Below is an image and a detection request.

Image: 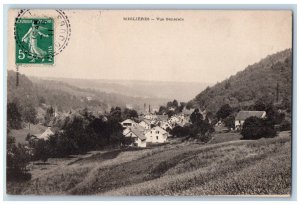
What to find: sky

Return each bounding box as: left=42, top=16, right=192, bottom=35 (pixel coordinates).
left=8, top=10, right=292, bottom=84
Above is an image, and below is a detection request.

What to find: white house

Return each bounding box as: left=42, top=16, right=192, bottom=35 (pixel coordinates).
left=168, top=115, right=184, bottom=125
left=139, top=119, right=152, bottom=130
left=235, top=111, right=267, bottom=130
left=121, top=119, right=137, bottom=128
left=168, top=116, right=179, bottom=125
left=144, top=113, right=157, bottom=120
left=124, top=126, right=147, bottom=147
left=145, top=126, right=168, bottom=143
left=160, top=121, right=172, bottom=130
left=33, top=127, right=55, bottom=140
left=123, top=127, right=131, bottom=136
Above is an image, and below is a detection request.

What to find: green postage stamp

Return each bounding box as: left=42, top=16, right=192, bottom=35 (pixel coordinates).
left=15, top=18, right=54, bottom=64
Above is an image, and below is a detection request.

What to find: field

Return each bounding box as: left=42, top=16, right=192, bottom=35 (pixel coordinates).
left=7, top=131, right=291, bottom=196
left=9, top=123, right=47, bottom=144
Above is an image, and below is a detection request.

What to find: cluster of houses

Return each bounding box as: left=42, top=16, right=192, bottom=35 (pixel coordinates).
left=122, top=109, right=268, bottom=147
left=120, top=112, right=192, bottom=147
left=30, top=104, right=267, bottom=148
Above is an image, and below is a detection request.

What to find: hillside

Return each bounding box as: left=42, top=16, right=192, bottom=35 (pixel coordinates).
left=189, top=49, right=292, bottom=113
left=7, top=71, right=169, bottom=114
left=7, top=71, right=108, bottom=113
left=7, top=131, right=291, bottom=195
left=29, top=77, right=170, bottom=112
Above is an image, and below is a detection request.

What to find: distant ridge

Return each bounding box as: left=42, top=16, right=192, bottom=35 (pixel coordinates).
left=31, top=77, right=210, bottom=102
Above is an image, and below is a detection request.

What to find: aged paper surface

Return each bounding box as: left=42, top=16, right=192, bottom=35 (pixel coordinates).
left=6, top=10, right=292, bottom=196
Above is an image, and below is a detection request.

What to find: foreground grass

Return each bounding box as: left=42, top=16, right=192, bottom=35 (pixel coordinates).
left=7, top=131, right=291, bottom=196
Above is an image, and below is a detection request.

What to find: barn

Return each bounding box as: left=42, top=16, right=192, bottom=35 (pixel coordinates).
left=235, top=111, right=267, bottom=130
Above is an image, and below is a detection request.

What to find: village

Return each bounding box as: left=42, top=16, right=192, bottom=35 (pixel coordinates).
left=120, top=107, right=193, bottom=148
left=120, top=108, right=267, bottom=147
left=29, top=101, right=268, bottom=149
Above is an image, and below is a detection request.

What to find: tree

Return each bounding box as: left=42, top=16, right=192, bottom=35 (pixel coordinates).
left=45, top=106, right=55, bottom=125
left=31, top=139, right=51, bottom=163
left=190, top=108, right=203, bottom=124
left=265, top=103, right=285, bottom=126
left=241, top=116, right=276, bottom=140
left=109, top=107, right=122, bottom=122
left=23, top=103, right=37, bottom=131
left=122, top=108, right=138, bottom=120
left=224, top=81, right=231, bottom=89
left=172, top=99, right=179, bottom=108
left=166, top=101, right=173, bottom=108
left=216, top=104, right=233, bottom=120
left=164, top=110, right=174, bottom=118
left=158, top=106, right=167, bottom=114
left=170, top=126, right=190, bottom=138
left=7, top=134, right=32, bottom=181
left=253, top=100, right=266, bottom=111
left=188, top=119, right=214, bottom=143
left=223, top=115, right=235, bottom=129
left=186, top=101, right=193, bottom=110
left=7, top=102, right=22, bottom=129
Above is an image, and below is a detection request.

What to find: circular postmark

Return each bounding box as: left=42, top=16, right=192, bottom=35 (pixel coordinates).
left=14, top=9, right=71, bottom=62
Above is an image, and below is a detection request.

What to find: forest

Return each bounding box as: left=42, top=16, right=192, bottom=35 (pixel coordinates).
left=189, top=49, right=292, bottom=114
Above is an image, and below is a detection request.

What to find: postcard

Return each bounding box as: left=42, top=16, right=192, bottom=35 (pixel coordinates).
left=6, top=9, right=292, bottom=196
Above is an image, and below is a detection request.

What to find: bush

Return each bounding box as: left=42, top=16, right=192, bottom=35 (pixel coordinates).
left=170, top=126, right=190, bottom=138
left=7, top=135, right=32, bottom=182
left=223, top=115, right=235, bottom=129
left=279, top=120, right=292, bottom=131
left=241, top=117, right=276, bottom=140
left=7, top=170, right=32, bottom=182
left=29, top=114, right=125, bottom=159
left=216, top=104, right=233, bottom=120
left=7, top=102, right=22, bottom=129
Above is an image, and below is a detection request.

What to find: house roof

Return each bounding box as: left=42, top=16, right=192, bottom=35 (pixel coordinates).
left=123, top=127, right=131, bottom=135
left=156, top=115, right=168, bottom=122
left=38, top=127, right=56, bottom=140
left=235, top=111, right=266, bottom=121
left=152, top=126, right=168, bottom=134
left=130, top=127, right=146, bottom=141
left=140, top=119, right=151, bottom=125
left=121, top=119, right=135, bottom=124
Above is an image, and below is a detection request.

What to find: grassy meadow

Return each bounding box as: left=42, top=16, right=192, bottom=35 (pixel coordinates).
left=7, top=131, right=291, bottom=196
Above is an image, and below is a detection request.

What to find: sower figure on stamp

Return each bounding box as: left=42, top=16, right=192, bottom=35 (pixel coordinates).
left=21, top=20, right=49, bottom=62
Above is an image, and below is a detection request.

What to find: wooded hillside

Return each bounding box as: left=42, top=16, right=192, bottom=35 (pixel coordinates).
left=189, top=49, right=292, bottom=113
left=7, top=71, right=108, bottom=113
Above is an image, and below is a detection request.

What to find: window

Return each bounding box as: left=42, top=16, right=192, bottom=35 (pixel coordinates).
left=156, top=136, right=158, bottom=140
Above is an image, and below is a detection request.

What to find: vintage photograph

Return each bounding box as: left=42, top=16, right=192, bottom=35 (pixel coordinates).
left=6, top=9, right=292, bottom=196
